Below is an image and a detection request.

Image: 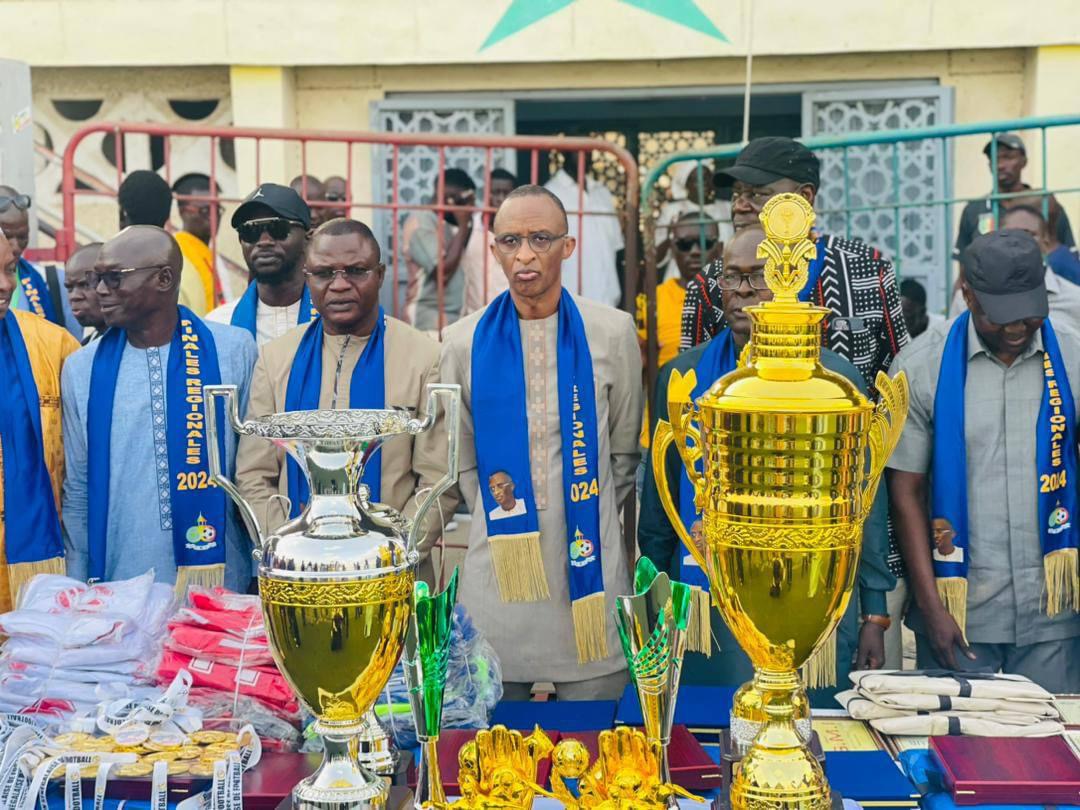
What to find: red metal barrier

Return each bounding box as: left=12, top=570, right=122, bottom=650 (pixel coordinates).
left=58, top=122, right=640, bottom=330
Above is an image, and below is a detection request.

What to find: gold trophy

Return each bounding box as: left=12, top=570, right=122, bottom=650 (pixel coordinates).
left=205, top=383, right=460, bottom=810
left=651, top=194, right=907, bottom=810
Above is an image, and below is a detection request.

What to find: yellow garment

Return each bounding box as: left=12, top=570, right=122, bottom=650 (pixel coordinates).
left=0, top=311, right=78, bottom=611
left=174, top=231, right=216, bottom=314
left=656, top=278, right=687, bottom=367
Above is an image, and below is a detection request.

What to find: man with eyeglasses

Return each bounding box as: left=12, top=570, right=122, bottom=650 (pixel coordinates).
left=234, top=218, right=452, bottom=583
left=62, top=242, right=106, bottom=344
left=61, top=225, right=257, bottom=594
left=655, top=213, right=721, bottom=367
left=205, top=184, right=316, bottom=346
left=0, top=185, right=82, bottom=339
left=640, top=225, right=893, bottom=696
left=440, top=185, right=641, bottom=699
left=0, top=230, right=79, bottom=613
left=173, top=173, right=226, bottom=309
left=679, top=138, right=908, bottom=394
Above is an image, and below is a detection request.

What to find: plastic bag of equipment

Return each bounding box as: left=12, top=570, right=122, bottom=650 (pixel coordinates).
left=377, top=605, right=502, bottom=749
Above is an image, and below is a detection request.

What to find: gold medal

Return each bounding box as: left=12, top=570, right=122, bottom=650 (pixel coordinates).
left=143, top=751, right=179, bottom=763
left=190, top=730, right=230, bottom=745
left=115, top=761, right=154, bottom=778
left=188, top=761, right=217, bottom=778
left=143, top=740, right=181, bottom=753
left=166, top=760, right=191, bottom=776
left=175, top=746, right=203, bottom=760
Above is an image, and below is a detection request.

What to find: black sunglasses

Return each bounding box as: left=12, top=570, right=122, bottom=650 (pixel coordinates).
left=237, top=218, right=300, bottom=244
left=0, top=195, right=31, bottom=213
left=674, top=236, right=718, bottom=252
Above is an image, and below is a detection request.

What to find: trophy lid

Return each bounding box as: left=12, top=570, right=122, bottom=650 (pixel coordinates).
left=696, top=194, right=871, bottom=416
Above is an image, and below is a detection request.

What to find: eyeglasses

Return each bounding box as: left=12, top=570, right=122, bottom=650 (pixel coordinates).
left=718, top=270, right=769, bottom=291
left=0, top=195, right=31, bottom=213
left=237, top=218, right=299, bottom=244
left=89, top=265, right=165, bottom=290
left=674, top=236, right=719, bottom=252
left=304, top=266, right=378, bottom=284
left=493, top=232, right=568, bottom=255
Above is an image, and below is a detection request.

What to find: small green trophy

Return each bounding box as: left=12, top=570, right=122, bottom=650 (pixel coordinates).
left=614, top=557, right=692, bottom=807
left=403, top=568, right=459, bottom=810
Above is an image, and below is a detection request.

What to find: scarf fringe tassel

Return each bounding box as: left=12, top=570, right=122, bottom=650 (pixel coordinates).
left=572, top=592, right=609, bottom=664
left=8, top=557, right=65, bottom=608
left=489, top=533, right=550, bottom=602
left=801, top=631, right=836, bottom=690
left=175, top=563, right=226, bottom=600
left=687, top=586, right=712, bottom=656
left=1045, top=547, right=1079, bottom=616
left=936, top=577, right=968, bottom=637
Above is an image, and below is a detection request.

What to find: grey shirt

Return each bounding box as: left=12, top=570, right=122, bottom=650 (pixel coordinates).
left=888, top=316, right=1080, bottom=645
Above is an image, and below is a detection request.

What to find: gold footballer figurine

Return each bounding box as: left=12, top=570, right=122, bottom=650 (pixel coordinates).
left=550, top=726, right=702, bottom=810
left=450, top=725, right=555, bottom=810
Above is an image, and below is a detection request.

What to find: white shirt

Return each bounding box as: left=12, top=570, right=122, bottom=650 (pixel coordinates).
left=487, top=499, right=527, bottom=521
left=949, top=266, right=1080, bottom=337
left=544, top=169, right=625, bottom=308
left=205, top=297, right=313, bottom=346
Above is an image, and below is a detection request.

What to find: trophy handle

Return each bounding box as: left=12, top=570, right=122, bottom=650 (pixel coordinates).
left=652, top=419, right=707, bottom=571
left=406, top=383, right=462, bottom=554
left=203, top=384, right=265, bottom=549
left=862, top=370, right=909, bottom=517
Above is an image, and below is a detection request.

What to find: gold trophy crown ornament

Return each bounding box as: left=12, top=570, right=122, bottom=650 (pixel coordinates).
left=651, top=193, right=908, bottom=810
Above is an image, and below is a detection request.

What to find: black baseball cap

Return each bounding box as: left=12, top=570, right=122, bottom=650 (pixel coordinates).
left=962, top=229, right=1047, bottom=324
left=717, top=137, right=820, bottom=188
left=983, top=133, right=1026, bottom=156
left=231, top=183, right=311, bottom=229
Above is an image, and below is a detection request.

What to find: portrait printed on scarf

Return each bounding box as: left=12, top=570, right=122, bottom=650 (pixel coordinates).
left=488, top=470, right=528, bottom=520
left=931, top=516, right=964, bottom=562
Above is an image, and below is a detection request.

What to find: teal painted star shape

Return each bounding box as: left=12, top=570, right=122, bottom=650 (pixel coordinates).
left=480, top=0, right=729, bottom=51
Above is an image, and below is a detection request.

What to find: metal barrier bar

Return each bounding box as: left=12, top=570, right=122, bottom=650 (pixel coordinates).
left=59, top=122, right=640, bottom=334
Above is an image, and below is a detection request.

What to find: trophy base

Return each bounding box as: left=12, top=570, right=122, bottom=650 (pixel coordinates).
left=278, top=786, right=414, bottom=810
left=711, top=786, right=842, bottom=810
left=718, top=729, right=824, bottom=791
left=291, top=731, right=391, bottom=810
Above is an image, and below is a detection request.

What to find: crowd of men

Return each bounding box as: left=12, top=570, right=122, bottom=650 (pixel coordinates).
left=1, top=131, right=1076, bottom=703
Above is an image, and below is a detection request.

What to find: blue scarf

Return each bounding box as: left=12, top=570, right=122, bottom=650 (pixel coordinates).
left=87, top=308, right=227, bottom=589
left=283, top=311, right=385, bottom=518
left=677, top=330, right=737, bottom=592
left=471, top=290, right=607, bottom=663
left=0, top=313, right=64, bottom=565
left=798, top=236, right=827, bottom=303
left=16, top=258, right=58, bottom=324
left=932, top=311, right=1079, bottom=627
left=229, top=282, right=313, bottom=339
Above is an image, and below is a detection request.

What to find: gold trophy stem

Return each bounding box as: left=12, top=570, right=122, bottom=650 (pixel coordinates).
left=419, top=737, right=446, bottom=808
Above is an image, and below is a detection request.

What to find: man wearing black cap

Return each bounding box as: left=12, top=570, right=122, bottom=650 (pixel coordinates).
left=887, top=229, right=1080, bottom=693
left=954, top=133, right=1074, bottom=261
left=205, top=183, right=316, bottom=345
left=679, top=136, right=908, bottom=395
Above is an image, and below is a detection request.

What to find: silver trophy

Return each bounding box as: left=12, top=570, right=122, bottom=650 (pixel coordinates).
left=204, top=383, right=460, bottom=810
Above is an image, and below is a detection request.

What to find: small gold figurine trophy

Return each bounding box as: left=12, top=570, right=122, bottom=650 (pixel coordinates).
left=652, top=193, right=908, bottom=809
